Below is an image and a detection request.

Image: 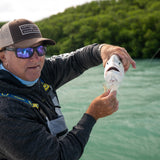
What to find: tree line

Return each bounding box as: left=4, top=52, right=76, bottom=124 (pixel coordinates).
left=1, top=0, right=160, bottom=58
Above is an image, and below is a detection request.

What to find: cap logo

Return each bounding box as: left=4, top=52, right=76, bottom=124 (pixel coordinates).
left=19, top=24, right=40, bottom=35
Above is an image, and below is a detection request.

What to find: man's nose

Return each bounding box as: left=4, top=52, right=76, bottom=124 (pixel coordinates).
left=31, top=51, right=39, bottom=59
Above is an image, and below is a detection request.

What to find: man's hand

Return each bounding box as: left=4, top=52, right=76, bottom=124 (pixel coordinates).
left=86, top=91, right=119, bottom=120
left=100, top=44, right=136, bottom=72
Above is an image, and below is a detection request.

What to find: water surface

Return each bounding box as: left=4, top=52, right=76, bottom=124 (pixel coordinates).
left=57, top=59, right=160, bottom=160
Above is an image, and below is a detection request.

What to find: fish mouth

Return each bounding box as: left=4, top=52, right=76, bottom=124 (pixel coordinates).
left=107, top=67, right=120, bottom=72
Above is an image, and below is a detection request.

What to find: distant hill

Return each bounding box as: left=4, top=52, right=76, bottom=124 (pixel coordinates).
left=1, top=0, right=160, bottom=58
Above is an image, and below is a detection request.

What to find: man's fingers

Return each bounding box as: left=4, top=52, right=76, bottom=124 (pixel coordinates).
left=130, top=59, right=136, bottom=69
left=102, top=90, right=117, bottom=106
left=123, top=49, right=136, bottom=69
left=100, top=90, right=110, bottom=98
left=104, top=46, right=136, bottom=72
left=121, top=48, right=136, bottom=70
left=108, top=90, right=117, bottom=99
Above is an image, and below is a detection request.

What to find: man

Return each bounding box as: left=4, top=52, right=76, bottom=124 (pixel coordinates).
left=0, top=19, right=136, bottom=160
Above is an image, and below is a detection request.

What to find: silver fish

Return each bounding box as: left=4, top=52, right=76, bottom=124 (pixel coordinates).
left=104, top=55, right=124, bottom=92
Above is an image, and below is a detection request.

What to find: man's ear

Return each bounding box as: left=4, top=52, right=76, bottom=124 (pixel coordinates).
left=0, top=51, right=6, bottom=63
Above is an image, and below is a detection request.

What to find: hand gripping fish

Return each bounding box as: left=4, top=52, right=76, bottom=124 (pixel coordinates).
left=104, top=55, right=124, bottom=92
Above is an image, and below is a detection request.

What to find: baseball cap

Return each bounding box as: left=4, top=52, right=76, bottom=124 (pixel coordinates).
left=0, top=19, right=55, bottom=50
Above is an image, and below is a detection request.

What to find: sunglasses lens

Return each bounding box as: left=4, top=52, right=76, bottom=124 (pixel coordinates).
left=16, top=46, right=46, bottom=58
left=37, top=46, right=46, bottom=56
left=17, top=48, right=33, bottom=58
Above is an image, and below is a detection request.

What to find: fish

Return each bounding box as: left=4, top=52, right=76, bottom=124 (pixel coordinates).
left=104, top=55, right=124, bottom=92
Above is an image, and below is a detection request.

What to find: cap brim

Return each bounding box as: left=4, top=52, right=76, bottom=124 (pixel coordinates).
left=14, top=37, right=56, bottom=48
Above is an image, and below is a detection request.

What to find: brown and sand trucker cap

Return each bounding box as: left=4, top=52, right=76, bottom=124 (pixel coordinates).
left=0, top=19, right=55, bottom=50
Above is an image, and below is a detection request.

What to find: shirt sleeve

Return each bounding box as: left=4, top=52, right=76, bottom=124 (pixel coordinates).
left=0, top=98, right=96, bottom=160
left=41, top=43, right=102, bottom=89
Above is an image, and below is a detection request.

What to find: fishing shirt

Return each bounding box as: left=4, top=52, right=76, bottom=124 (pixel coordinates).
left=0, top=43, right=102, bottom=160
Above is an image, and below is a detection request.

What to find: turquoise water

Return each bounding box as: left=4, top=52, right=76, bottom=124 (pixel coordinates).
left=57, top=59, right=160, bottom=160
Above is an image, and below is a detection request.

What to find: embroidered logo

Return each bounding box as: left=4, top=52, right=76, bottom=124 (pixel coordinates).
left=19, top=24, right=40, bottom=35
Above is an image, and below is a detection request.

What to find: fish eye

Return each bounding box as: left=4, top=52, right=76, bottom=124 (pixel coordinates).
left=119, top=62, right=121, bottom=65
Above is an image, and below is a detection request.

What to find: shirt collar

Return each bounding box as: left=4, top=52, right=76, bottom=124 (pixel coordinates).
left=0, top=63, right=38, bottom=87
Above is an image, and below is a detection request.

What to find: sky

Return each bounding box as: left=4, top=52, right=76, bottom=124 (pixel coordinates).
left=0, top=0, right=94, bottom=22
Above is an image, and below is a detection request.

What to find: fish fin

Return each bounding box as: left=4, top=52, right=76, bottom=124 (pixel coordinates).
left=103, top=84, right=108, bottom=92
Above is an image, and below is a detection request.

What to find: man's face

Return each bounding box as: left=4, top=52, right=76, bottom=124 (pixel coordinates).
left=0, top=44, right=45, bottom=81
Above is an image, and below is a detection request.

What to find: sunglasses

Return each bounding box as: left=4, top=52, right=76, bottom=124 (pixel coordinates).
left=5, top=45, right=47, bottom=59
